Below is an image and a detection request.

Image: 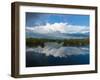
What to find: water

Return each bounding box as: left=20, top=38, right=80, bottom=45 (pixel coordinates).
left=26, top=42, right=89, bottom=67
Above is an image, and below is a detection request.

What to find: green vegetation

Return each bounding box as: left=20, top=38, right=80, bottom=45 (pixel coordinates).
left=26, top=38, right=89, bottom=47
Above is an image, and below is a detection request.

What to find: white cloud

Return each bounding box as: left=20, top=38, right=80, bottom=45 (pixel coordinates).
left=26, top=22, right=89, bottom=34
left=26, top=42, right=89, bottom=58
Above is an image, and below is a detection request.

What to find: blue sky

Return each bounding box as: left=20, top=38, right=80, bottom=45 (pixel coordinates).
left=26, top=12, right=89, bottom=27
left=26, top=12, right=90, bottom=39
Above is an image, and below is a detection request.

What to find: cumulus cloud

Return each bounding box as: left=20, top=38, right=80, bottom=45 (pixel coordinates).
left=26, top=22, right=89, bottom=34
left=26, top=42, right=89, bottom=58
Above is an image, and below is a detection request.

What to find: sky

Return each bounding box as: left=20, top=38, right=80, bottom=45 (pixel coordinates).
left=26, top=12, right=90, bottom=39
left=26, top=12, right=89, bottom=27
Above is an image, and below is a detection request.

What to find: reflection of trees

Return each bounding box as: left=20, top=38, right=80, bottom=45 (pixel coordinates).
left=26, top=42, right=89, bottom=58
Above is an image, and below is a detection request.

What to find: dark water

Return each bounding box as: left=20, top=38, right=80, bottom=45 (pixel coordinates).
left=26, top=46, right=89, bottom=67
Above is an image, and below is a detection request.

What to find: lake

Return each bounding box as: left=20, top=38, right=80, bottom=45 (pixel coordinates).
left=26, top=42, right=89, bottom=67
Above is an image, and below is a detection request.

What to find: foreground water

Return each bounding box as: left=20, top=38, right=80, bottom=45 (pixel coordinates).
left=26, top=42, right=89, bottom=67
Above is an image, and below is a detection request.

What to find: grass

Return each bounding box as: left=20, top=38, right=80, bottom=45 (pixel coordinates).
left=26, top=38, right=89, bottom=47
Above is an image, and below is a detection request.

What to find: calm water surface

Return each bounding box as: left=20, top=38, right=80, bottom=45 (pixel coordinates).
left=26, top=42, right=89, bottom=67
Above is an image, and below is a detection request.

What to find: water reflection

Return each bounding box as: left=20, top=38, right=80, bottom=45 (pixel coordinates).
left=26, top=42, right=89, bottom=58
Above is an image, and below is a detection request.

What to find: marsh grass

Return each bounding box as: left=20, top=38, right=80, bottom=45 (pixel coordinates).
left=26, top=38, right=89, bottom=47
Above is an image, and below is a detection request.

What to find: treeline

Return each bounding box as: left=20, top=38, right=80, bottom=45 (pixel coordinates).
left=26, top=38, right=89, bottom=47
